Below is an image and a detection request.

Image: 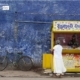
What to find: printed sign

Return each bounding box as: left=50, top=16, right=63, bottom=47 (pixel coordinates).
left=63, top=54, right=80, bottom=68
left=2, top=6, right=9, bottom=10
left=53, top=21, right=80, bottom=31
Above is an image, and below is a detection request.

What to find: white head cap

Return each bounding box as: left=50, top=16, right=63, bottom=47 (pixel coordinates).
left=55, top=40, right=60, bottom=44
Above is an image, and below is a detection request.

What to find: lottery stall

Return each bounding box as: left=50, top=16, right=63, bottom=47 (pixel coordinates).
left=42, top=21, right=80, bottom=72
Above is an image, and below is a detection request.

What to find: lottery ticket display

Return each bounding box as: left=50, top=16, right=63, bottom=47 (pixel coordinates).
left=63, top=54, right=80, bottom=68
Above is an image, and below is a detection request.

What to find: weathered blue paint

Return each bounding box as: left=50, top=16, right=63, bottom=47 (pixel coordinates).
left=0, top=0, right=80, bottom=66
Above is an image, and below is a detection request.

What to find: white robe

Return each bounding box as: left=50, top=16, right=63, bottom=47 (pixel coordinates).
left=53, top=44, right=66, bottom=74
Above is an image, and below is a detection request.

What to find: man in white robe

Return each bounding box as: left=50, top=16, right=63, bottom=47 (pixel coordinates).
left=51, top=40, right=66, bottom=77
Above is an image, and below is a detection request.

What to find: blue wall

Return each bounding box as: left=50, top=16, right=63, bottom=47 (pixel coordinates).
left=0, top=0, right=80, bottom=66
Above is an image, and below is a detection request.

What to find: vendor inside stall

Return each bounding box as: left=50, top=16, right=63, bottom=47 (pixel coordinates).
left=68, top=34, right=79, bottom=48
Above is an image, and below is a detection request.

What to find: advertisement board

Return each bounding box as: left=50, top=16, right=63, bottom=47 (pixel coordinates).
left=63, top=54, right=80, bottom=69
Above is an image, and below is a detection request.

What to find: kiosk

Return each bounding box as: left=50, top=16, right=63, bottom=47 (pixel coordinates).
left=43, top=21, right=80, bottom=72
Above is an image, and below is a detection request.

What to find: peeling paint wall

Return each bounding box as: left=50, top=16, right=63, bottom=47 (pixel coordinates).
left=0, top=0, right=80, bottom=66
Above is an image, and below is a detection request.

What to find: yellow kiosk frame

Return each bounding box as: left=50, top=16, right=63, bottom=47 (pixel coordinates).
left=43, top=21, right=80, bottom=72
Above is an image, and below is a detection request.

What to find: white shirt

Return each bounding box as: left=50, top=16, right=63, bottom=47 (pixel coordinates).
left=53, top=44, right=63, bottom=59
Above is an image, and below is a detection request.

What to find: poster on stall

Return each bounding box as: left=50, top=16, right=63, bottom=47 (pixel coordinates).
left=63, top=54, right=80, bottom=69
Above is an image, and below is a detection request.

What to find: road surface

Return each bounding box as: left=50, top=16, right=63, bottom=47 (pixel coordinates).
left=0, top=77, right=80, bottom=80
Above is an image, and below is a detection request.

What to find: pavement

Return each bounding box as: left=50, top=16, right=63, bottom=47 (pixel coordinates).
left=0, top=65, right=80, bottom=78
left=0, top=78, right=80, bottom=80
left=0, top=70, right=42, bottom=77
left=0, top=64, right=46, bottom=78
left=0, top=69, right=80, bottom=78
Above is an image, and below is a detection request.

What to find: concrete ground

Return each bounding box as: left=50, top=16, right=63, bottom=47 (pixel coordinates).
left=0, top=64, right=43, bottom=78
left=0, top=69, right=80, bottom=78
left=0, top=78, right=80, bottom=80
left=0, top=65, right=80, bottom=78
left=0, top=64, right=46, bottom=78
left=0, top=70, right=42, bottom=77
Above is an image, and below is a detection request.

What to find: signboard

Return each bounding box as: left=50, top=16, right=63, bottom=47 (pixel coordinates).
left=63, top=54, right=80, bottom=68
left=53, top=21, right=80, bottom=31
left=2, top=6, right=9, bottom=10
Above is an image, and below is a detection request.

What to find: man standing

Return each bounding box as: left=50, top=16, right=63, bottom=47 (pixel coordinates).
left=50, top=40, right=66, bottom=78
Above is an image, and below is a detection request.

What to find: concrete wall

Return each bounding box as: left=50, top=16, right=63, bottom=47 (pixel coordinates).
left=0, top=0, right=80, bottom=66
